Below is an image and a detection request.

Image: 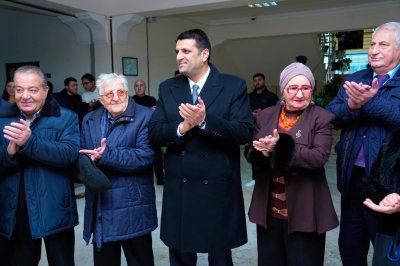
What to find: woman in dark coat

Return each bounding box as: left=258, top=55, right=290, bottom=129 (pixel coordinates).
left=362, top=128, right=400, bottom=233
left=248, top=63, right=338, bottom=266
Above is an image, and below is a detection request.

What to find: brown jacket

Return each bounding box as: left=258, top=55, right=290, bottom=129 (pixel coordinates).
left=248, top=104, right=339, bottom=234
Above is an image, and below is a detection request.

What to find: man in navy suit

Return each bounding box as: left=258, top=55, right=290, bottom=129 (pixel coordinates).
left=148, top=29, right=253, bottom=266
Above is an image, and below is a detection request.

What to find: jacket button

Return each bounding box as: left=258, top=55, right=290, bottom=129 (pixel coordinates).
left=203, top=179, right=208, bottom=185
left=181, top=151, right=185, bottom=156
left=182, top=178, right=188, bottom=183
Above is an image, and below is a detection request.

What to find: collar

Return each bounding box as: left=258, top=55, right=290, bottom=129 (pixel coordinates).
left=188, top=66, right=211, bottom=94
left=374, top=63, right=400, bottom=80
left=20, top=109, right=42, bottom=125
left=253, top=86, right=269, bottom=94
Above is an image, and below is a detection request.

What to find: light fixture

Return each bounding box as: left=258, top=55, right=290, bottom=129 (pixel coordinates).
left=248, top=1, right=278, bottom=8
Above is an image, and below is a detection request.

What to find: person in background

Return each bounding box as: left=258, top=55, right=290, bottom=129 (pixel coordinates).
left=248, top=62, right=338, bottom=266
left=80, top=73, right=157, bottom=266
left=2, top=80, right=16, bottom=103
left=0, top=65, right=79, bottom=265
left=132, top=79, right=164, bottom=185
left=148, top=28, right=253, bottom=266
left=81, top=73, right=100, bottom=112
left=246, top=73, right=279, bottom=186
left=132, top=79, right=156, bottom=109
left=326, top=21, right=400, bottom=266
left=46, top=80, right=54, bottom=95
left=249, top=73, right=278, bottom=117
left=53, top=77, right=85, bottom=125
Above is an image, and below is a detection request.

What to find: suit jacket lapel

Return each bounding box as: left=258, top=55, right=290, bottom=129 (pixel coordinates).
left=199, top=64, right=224, bottom=110
left=169, top=76, right=192, bottom=105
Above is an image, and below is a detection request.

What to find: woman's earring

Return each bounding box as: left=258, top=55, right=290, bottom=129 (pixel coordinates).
left=280, top=96, right=285, bottom=106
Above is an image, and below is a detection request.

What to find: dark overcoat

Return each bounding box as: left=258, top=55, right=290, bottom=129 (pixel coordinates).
left=361, top=128, right=400, bottom=233
left=148, top=64, right=253, bottom=252
left=248, top=104, right=339, bottom=234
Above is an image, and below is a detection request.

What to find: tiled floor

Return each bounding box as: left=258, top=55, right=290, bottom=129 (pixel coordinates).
left=40, top=140, right=373, bottom=265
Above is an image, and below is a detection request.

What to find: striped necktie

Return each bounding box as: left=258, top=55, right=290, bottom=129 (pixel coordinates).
left=192, top=84, right=199, bottom=104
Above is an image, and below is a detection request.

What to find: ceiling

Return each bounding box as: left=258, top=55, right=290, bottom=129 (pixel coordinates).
left=0, top=0, right=387, bottom=26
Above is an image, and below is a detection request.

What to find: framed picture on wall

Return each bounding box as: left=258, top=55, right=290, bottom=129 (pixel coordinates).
left=5, top=61, right=40, bottom=81
left=122, top=57, right=138, bottom=76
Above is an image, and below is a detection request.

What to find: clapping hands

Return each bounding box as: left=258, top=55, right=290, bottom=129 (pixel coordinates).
left=178, top=96, right=206, bottom=134
left=253, top=129, right=279, bottom=157
left=80, top=138, right=107, bottom=162
left=344, top=78, right=379, bottom=110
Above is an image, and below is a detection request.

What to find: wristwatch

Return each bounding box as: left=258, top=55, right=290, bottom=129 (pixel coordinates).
left=198, top=120, right=206, bottom=128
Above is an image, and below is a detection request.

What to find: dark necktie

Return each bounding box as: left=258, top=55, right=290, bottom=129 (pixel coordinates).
left=192, top=84, right=199, bottom=104
left=377, top=74, right=390, bottom=88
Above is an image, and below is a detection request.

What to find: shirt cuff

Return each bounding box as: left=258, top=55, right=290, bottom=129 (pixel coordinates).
left=177, top=123, right=185, bottom=136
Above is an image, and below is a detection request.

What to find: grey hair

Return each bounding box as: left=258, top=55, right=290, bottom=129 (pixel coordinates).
left=134, top=79, right=147, bottom=88
left=96, top=73, right=129, bottom=95
left=14, top=65, right=47, bottom=87
left=373, top=21, right=400, bottom=48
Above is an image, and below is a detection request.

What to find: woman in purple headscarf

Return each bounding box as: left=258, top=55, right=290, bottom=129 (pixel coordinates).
left=248, top=63, right=339, bottom=266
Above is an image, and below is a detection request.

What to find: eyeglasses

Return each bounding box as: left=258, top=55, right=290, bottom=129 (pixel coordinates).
left=100, top=90, right=127, bottom=101
left=286, top=85, right=313, bottom=94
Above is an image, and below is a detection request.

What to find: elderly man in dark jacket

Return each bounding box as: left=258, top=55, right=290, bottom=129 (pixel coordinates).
left=326, top=21, right=400, bottom=266
left=80, top=73, right=157, bottom=266
left=0, top=65, right=79, bottom=265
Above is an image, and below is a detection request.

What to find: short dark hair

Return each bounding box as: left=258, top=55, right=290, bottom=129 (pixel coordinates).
left=252, top=73, right=265, bottom=80
left=47, top=81, right=54, bottom=95
left=64, top=77, right=77, bottom=86
left=176, top=29, right=211, bottom=62
left=2, top=79, right=13, bottom=100
left=81, top=73, right=95, bottom=82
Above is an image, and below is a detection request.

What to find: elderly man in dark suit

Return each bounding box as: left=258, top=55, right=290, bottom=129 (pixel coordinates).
left=148, top=29, right=253, bottom=266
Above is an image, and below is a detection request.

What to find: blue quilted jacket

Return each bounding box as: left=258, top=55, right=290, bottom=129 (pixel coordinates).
left=326, top=67, right=400, bottom=193
left=0, top=97, right=79, bottom=239
left=81, top=98, right=157, bottom=244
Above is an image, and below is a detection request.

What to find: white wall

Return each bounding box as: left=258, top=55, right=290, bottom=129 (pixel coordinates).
left=146, top=16, right=202, bottom=96
left=213, top=34, right=325, bottom=96
left=0, top=9, right=92, bottom=94
left=1, top=1, right=399, bottom=98
left=112, top=21, right=148, bottom=96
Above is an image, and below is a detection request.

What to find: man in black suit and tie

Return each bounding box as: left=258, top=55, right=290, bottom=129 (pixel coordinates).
left=148, top=29, right=253, bottom=265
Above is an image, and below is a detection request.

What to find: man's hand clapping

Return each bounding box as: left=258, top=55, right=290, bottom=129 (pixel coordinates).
left=3, top=119, right=31, bottom=156
left=345, top=78, right=379, bottom=110
left=178, top=96, right=206, bottom=134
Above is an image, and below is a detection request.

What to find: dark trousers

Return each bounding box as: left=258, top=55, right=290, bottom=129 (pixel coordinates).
left=169, top=248, right=233, bottom=266
left=0, top=227, right=75, bottom=266
left=339, top=166, right=378, bottom=266
left=256, top=216, right=325, bottom=266
left=153, top=147, right=164, bottom=185
left=93, top=233, right=154, bottom=266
